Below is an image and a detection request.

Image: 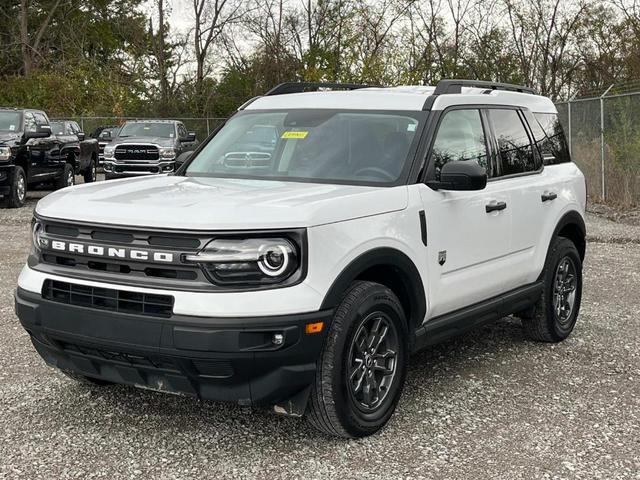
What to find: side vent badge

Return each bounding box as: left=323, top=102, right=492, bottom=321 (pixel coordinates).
left=438, top=250, right=447, bottom=266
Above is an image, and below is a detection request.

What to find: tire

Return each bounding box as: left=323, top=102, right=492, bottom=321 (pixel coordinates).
left=306, top=281, right=409, bottom=438
left=3, top=166, right=27, bottom=208
left=521, top=236, right=582, bottom=342
left=60, top=369, right=112, bottom=386
left=83, top=157, right=97, bottom=183
left=55, top=163, right=75, bottom=190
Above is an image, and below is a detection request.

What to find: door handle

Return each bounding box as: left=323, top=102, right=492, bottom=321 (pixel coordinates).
left=485, top=201, right=507, bottom=213
left=541, top=192, right=558, bottom=202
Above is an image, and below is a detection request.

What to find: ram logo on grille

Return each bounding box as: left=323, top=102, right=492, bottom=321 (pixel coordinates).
left=46, top=240, right=175, bottom=263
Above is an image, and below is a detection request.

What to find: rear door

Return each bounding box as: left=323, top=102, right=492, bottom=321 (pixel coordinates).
left=418, top=107, right=512, bottom=318
left=484, top=107, right=546, bottom=287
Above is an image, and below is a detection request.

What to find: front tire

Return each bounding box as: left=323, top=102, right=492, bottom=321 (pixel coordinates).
left=55, top=163, right=75, bottom=190
left=306, top=281, right=409, bottom=438
left=521, top=237, right=583, bottom=342
left=83, top=157, right=97, bottom=183
left=4, top=165, right=27, bottom=208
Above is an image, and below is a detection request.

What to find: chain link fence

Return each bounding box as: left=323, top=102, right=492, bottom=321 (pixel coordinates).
left=557, top=89, right=640, bottom=207
left=57, top=93, right=640, bottom=207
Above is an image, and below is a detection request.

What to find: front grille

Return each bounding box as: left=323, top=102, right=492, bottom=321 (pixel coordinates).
left=114, top=144, right=159, bottom=161
left=35, top=220, right=214, bottom=290
left=43, top=280, right=174, bottom=317
left=224, top=152, right=272, bottom=168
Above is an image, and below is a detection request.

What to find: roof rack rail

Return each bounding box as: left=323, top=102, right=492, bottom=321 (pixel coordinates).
left=265, top=82, right=378, bottom=96
left=433, top=79, right=536, bottom=95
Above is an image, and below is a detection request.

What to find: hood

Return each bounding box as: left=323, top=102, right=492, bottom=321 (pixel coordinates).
left=35, top=176, right=408, bottom=230
left=0, top=132, right=21, bottom=146
left=112, top=136, right=175, bottom=146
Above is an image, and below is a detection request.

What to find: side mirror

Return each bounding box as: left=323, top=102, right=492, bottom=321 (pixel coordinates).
left=77, top=132, right=86, bottom=141
left=175, top=151, right=193, bottom=168
left=427, top=160, right=487, bottom=191
left=182, top=132, right=197, bottom=142
left=24, top=124, right=51, bottom=140
left=100, top=131, right=112, bottom=140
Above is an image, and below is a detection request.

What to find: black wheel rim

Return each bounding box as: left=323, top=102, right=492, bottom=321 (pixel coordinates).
left=91, top=163, right=96, bottom=181
left=347, top=312, right=399, bottom=412
left=553, top=255, right=577, bottom=326
left=67, top=169, right=74, bottom=186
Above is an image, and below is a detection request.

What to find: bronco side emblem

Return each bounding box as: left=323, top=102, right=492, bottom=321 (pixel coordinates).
left=438, top=250, right=447, bottom=266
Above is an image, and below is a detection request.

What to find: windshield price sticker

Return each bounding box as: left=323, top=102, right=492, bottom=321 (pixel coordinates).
left=281, top=131, right=308, bottom=139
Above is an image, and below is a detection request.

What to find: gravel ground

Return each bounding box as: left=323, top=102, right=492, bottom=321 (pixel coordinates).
left=0, top=188, right=639, bottom=480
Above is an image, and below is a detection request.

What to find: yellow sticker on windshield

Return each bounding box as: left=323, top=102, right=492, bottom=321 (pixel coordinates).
left=281, top=131, right=308, bottom=139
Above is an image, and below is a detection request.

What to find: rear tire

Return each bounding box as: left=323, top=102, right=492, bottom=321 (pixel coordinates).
left=306, top=281, right=409, bottom=438
left=55, top=163, right=75, bottom=190
left=83, top=158, right=97, bottom=183
left=4, top=166, right=27, bottom=208
left=520, top=237, right=582, bottom=342
left=60, top=369, right=112, bottom=386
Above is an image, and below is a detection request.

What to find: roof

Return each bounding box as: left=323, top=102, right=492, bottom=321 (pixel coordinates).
left=124, top=119, right=180, bottom=124
left=245, top=85, right=557, bottom=114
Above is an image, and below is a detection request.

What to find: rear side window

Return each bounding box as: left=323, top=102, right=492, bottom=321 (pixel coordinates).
left=532, top=113, right=571, bottom=165
left=34, top=112, right=49, bottom=126
left=488, top=109, right=539, bottom=176
left=430, top=109, right=489, bottom=179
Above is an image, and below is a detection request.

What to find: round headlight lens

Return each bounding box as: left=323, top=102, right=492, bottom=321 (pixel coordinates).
left=31, top=220, right=47, bottom=251
left=258, top=244, right=290, bottom=277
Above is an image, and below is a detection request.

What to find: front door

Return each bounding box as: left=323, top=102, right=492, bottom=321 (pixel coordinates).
left=418, top=107, right=512, bottom=318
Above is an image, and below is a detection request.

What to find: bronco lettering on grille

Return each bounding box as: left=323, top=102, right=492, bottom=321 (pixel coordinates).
left=49, top=240, right=174, bottom=263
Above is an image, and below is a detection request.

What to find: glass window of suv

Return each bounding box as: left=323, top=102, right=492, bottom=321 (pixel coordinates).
left=24, top=112, right=37, bottom=133
left=430, top=109, right=489, bottom=179
left=489, top=109, right=538, bottom=176
left=178, top=123, right=188, bottom=139
left=531, top=113, right=570, bottom=165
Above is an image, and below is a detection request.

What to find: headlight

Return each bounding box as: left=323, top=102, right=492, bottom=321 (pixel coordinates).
left=0, top=146, right=11, bottom=161
left=184, top=237, right=299, bottom=285
left=103, top=145, right=115, bottom=158
left=159, top=147, right=176, bottom=159
left=31, top=220, right=48, bottom=253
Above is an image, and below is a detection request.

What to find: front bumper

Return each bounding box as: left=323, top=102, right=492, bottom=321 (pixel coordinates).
left=103, top=160, right=176, bottom=176
left=15, top=287, right=332, bottom=407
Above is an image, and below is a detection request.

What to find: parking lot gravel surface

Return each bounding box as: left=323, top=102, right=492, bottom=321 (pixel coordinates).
left=0, top=188, right=638, bottom=479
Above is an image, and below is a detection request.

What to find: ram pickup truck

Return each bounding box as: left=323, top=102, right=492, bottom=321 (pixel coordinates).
left=102, top=120, right=197, bottom=179
left=0, top=108, right=79, bottom=208
left=15, top=80, right=586, bottom=437
left=49, top=120, right=99, bottom=183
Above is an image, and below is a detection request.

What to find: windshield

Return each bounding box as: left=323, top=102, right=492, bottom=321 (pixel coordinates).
left=49, top=122, right=66, bottom=135
left=118, top=122, right=175, bottom=138
left=0, top=111, right=22, bottom=132
left=185, top=110, right=424, bottom=185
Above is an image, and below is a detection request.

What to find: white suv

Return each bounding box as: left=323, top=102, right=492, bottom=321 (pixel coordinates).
left=15, top=80, right=586, bottom=438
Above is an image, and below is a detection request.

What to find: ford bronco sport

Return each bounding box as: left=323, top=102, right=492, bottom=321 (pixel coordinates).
left=15, top=80, right=586, bottom=438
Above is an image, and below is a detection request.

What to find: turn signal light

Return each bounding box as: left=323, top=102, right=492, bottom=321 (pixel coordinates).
left=305, top=322, right=324, bottom=334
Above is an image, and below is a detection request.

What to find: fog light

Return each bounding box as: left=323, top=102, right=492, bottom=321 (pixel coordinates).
left=272, top=333, right=284, bottom=345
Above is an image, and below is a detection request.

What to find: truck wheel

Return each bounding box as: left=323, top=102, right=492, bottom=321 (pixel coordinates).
left=55, top=163, right=75, bottom=190
left=83, top=158, right=97, bottom=183
left=306, top=281, right=409, bottom=438
left=60, top=369, right=112, bottom=386
left=3, top=166, right=27, bottom=208
left=521, top=237, right=582, bottom=342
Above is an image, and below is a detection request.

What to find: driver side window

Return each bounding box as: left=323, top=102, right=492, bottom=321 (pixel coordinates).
left=24, top=112, right=37, bottom=132
left=431, top=109, right=489, bottom=179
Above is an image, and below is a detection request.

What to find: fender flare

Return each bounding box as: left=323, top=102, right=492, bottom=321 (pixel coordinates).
left=319, top=247, right=426, bottom=331
left=552, top=210, right=586, bottom=260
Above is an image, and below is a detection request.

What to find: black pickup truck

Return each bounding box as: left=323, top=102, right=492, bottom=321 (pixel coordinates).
left=50, top=120, right=99, bottom=182
left=0, top=108, right=96, bottom=208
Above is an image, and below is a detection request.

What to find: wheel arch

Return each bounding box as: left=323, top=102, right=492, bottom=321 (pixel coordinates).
left=320, top=247, right=427, bottom=334
left=552, top=210, right=586, bottom=261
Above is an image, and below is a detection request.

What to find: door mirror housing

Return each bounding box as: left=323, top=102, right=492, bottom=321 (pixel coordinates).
left=77, top=132, right=86, bottom=141
left=181, top=132, right=197, bottom=143
left=23, top=124, right=51, bottom=140
left=100, top=130, right=112, bottom=140
left=426, top=160, right=487, bottom=191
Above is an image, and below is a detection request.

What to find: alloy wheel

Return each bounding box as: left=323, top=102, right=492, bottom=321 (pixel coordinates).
left=347, top=312, right=399, bottom=411
left=16, top=174, right=26, bottom=202
left=553, top=256, right=577, bottom=325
